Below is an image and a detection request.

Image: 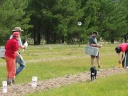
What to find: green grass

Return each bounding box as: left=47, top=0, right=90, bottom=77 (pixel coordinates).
left=0, top=43, right=123, bottom=96
left=27, top=73, right=128, bottom=96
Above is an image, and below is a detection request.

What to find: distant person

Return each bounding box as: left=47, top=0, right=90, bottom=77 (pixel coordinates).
left=115, top=43, right=128, bottom=68
left=5, top=32, right=21, bottom=86
left=89, top=31, right=102, bottom=68
left=10, top=27, right=26, bottom=77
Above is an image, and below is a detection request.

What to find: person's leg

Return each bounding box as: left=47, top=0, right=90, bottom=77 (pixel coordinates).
left=96, top=52, right=101, bottom=68
left=91, top=55, right=95, bottom=66
left=9, top=58, right=16, bottom=79
left=15, top=56, right=26, bottom=76
left=5, top=56, right=10, bottom=78
left=122, top=53, right=125, bottom=67
left=5, top=56, right=16, bottom=85
left=126, top=50, right=128, bottom=68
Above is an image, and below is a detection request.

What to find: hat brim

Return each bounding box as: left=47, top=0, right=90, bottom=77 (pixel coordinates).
left=12, top=30, right=24, bottom=32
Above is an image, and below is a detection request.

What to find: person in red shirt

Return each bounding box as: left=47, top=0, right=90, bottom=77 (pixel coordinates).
left=115, top=43, right=128, bottom=68
left=5, top=32, right=22, bottom=86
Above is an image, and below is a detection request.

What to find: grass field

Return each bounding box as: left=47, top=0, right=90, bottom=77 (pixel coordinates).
left=1, top=43, right=127, bottom=96
left=27, top=73, right=128, bottom=96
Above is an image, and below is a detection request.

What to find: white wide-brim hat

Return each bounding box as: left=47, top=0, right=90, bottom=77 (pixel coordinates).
left=12, top=27, right=24, bottom=32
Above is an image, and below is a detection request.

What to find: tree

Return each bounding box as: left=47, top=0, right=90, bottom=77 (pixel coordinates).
left=27, top=0, right=58, bottom=44
left=98, top=0, right=128, bottom=43
left=0, top=0, right=31, bottom=45
left=27, top=0, right=84, bottom=44
left=26, top=0, right=128, bottom=44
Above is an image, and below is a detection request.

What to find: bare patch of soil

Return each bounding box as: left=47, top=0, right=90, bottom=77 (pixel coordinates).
left=0, top=67, right=127, bottom=96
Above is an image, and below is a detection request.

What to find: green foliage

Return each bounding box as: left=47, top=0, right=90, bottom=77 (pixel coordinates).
left=98, top=0, right=128, bottom=42
left=27, top=0, right=85, bottom=44
left=0, top=0, right=31, bottom=45
left=1, top=0, right=128, bottom=44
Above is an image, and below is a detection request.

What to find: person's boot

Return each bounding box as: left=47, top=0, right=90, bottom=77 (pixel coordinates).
left=12, top=78, right=15, bottom=83
left=7, top=78, right=12, bottom=86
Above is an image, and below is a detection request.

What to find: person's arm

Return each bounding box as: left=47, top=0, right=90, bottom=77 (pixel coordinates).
left=14, top=40, right=23, bottom=59
left=90, top=44, right=102, bottom=48
left=19, top=45, right=26, bottom=49
left=118, top=52, right=125, bottom=64
left=9, top=35, right=13, bottom=39
left=15, top=51, right=23, bottom=59
left=18, top=37, right=26, bottom=49
left=121, top=52, right=125, bottom=63
left=89, top=37, right=102, bottom=48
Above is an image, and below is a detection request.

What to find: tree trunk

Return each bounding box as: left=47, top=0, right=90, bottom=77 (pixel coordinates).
left=34, top=30, right=41, bottom=45
left=53, top=32, right=56, bottom=43
left=62, top=35, right=64, bottom=43
left=111, top=39, right=114, bottom=44
left=124, top=35, right=127, bottom=43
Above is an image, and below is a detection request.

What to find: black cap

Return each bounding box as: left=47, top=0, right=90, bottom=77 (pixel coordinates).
left=93, top=31, right=98, bottom=35
left=115, top=47, right=121, bottom=53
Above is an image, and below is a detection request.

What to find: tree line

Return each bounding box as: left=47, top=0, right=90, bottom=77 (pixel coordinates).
left=0, top=0, right=128, bottom=45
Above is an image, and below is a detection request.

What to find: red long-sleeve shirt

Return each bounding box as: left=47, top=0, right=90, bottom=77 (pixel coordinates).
left=5, top=38, right=19, bottom=59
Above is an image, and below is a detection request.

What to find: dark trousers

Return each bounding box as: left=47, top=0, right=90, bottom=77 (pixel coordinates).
left=122, top=50, right=128, bottom=67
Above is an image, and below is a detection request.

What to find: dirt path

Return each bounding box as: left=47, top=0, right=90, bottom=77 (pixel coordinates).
left=0, top=67, right=127, bottom=96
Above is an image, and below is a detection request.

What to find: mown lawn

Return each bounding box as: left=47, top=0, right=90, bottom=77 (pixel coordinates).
left=0, top=43, right=123, bottom=96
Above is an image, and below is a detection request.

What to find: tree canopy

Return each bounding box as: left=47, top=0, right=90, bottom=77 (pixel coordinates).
left=0, top=0, right=128, bottom=45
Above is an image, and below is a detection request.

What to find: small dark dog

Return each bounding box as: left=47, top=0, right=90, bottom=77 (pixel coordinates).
left=90, top=66, right=97, bottom=81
